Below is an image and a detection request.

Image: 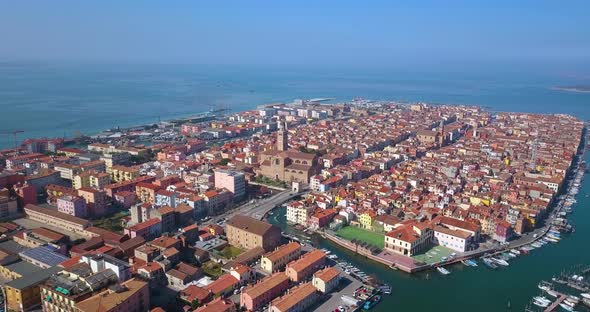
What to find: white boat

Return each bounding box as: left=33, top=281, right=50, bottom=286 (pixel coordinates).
left=538, top=283, right=551, bottom=292
left=546, top=289, right=559, bottom=297
left=568, top=295, right=580, bottom=302
left=580, top=293, right=590, bottom=300
left=533, top=298, right=550, bottom=308
left=510, top=249, right=521, bottom=255
left=492, top=257, right=509, bottom=266
left=564, top=300, right=577, bottom=308
left=559, top=302, right=575, bottom=311
left=437, top=267, right=451, bottom=275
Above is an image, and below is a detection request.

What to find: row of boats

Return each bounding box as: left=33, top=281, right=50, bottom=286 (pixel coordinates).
left=531, top=280, right=590, bottom=311
left=333, top=259, right=392, bottom=295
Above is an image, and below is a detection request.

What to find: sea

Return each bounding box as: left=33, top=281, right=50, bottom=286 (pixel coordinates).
left=1, top=61, right=589, bottom=149
left=2, top=61, right=590, bottom=311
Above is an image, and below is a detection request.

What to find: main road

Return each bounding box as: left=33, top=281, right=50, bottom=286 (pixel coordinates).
left=208, top=187, right=308, bottom=225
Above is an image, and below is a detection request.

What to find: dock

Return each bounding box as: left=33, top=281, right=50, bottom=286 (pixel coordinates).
left=543, top=294, right=567, bottom=312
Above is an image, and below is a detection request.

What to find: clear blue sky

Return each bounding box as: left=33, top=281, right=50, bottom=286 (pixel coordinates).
left=1, top=1, right=589, bottom=68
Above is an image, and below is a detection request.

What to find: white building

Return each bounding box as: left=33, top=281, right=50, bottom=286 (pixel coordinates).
left=81, top=253, right=132, bottom=282
left=286, top=201, right=313, bottom=225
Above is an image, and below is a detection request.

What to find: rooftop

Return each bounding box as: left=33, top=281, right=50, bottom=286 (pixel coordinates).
left=263, top=242, right=301, bottom=262
left=271, top=282, right=317, bottom=311
left=242, top=272, right=288, bottom=300
left=226, top=215, right=278, bottom=236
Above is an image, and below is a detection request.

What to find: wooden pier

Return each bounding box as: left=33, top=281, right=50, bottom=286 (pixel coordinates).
left=543, top=294, right=566, bottom=312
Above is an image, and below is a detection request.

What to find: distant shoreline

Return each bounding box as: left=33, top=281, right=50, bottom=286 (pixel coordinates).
left=551, top=86, right=590, bottom=93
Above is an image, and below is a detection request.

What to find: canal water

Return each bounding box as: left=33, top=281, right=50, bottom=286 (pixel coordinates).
left=267, top=152, right=590, bottom=312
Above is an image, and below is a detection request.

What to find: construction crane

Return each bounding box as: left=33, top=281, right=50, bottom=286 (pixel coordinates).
left=0, top=130, right=24, bottom=154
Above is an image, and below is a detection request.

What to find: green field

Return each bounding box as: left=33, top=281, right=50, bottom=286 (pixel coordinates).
left=412, top=245, right=454, bottom=265
left=220, top=245, right=243, bottom=259
left=336, top=226, right=385, bottom=249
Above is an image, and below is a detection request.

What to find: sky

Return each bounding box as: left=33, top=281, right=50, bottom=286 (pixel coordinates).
left=0, top=1, right=589, bottom=69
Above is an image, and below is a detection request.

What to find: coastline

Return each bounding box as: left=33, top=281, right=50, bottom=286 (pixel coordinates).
left=550, top=86, right=590, bottom=93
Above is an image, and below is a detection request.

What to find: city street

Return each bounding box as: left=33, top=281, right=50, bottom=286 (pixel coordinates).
left=208, top=187, right=307, bottom=225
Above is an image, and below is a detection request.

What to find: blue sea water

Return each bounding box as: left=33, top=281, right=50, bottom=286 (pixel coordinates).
left=0, top=62, right=589, bottom=148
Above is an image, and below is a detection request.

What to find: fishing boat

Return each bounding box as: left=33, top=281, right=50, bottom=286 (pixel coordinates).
left=559, top=302, right=575, bottom=311
left=491, top=257, right=509, bottom=266
left=437, top=267, right=451, bottom=275
left=483, top=258, right=498, bottom=269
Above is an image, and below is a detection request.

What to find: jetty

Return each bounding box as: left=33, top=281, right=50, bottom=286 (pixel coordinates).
left=543, top=293, right=567, bottom=312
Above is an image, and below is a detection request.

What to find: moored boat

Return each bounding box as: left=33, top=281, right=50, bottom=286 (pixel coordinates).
left=491, top=257, right=509, bottom=266
left=482, top=258, right=498, bottom=269
left=510, top=248, right=521, bottom=255
left=437, top=267, right=451, bottom=275
left=546, top=289, right=559, bottom=297
left=559, top=302, right=575, bottom=311
left=533, top=298, right=550, bottom=308
left=581, top=293, right=590, bottom=300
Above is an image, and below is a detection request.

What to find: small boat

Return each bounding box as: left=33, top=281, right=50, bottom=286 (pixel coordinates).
left=437, top=267, right=451, bottom=275
left=483, top=258, right=498, bottom=269
left=559, top=302, right=575, bottom=311
left=580, top=293, right=590, bottom=300
left=568, top=295, right=580, bottom=302
left=510, top=249, right=521, bottom=255
left=533, top=298, right=550, bottom=308
left=492, top=257, right=509, bottom=266
left=461, top=259, right=477, bottom=267
left=502, top=252, right=516, bottom=259
left=546, top=289, right=559, bottom=297
left=538, top=282, right=552, bottom=292
left=534, top=296, right=551, bottom=305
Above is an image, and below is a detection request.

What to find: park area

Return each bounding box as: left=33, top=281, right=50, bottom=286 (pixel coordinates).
left=412, top=245, right=454, bottom=265
left=336, top=226, right=385, bottom=249
left=220, top=245, right=243, bottom=259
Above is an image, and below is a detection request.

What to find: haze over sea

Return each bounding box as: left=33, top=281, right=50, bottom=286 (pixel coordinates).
left=1, top=61, right=589, bottom=149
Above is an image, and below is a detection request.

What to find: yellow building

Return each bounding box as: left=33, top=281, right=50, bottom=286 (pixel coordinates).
left=359, top=211, right=376, bottom=229
left=4, top=266, right=59, bottom=312
left=261, top=242, right=301, bottom=273
left=111, top=165, right=140, bottom=183
left=73, top=171, right=111, bottom=190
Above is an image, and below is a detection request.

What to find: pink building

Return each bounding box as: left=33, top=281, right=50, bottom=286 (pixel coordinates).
left=285, top=250, right=326, bottom=282
left=78, top=187, right=108, bottom=218
left=214, top=169, right=246, bottom=200
left=180, top=123, right=202, bottom=136
left=240, top=272, right=289, bottom=311
left=114, top=191, right=136, bottom=208
left=124, top=218, right=162, bottom=240
left=13, top=182, right=37, bottom=208
left=57, top=195, right=87, bottom=218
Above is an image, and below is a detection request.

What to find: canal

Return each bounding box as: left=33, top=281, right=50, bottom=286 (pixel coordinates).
left=267, top=152, right=590, bottom=311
